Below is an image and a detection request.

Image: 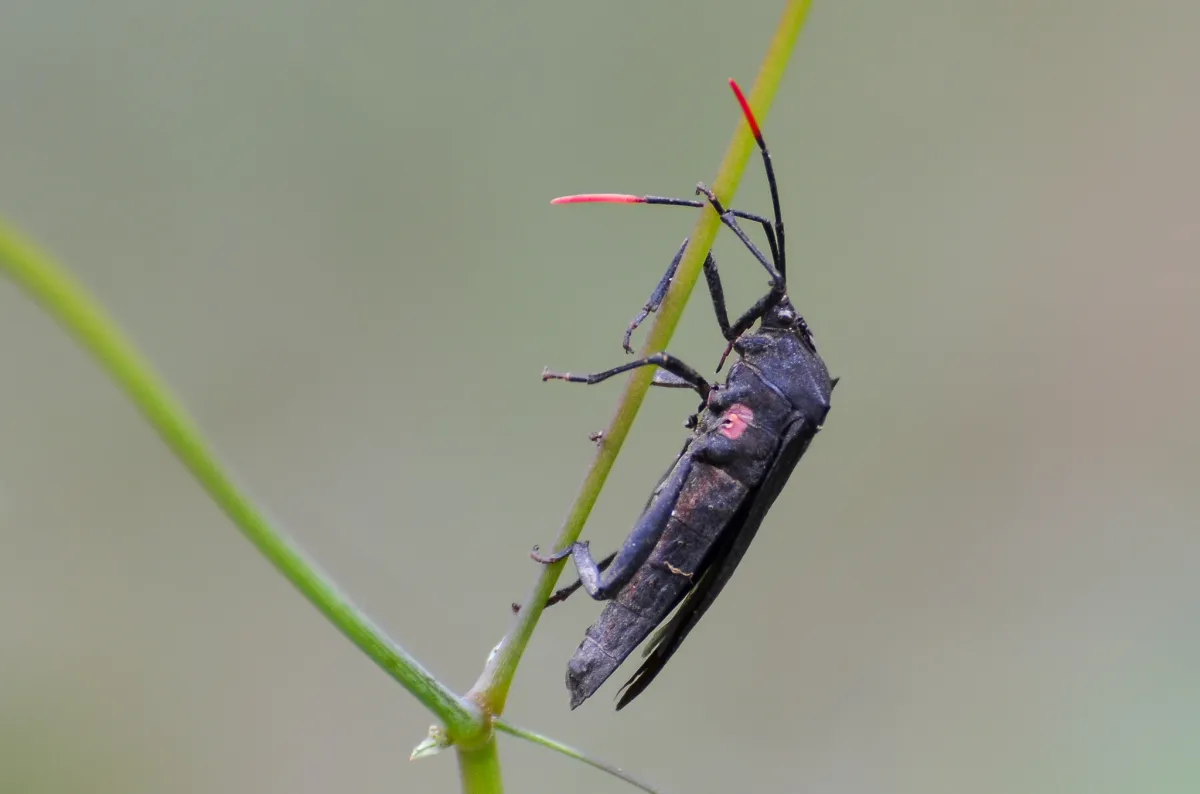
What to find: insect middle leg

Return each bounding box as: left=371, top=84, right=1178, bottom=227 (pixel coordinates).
left=543, top=351, right=711, bottom=400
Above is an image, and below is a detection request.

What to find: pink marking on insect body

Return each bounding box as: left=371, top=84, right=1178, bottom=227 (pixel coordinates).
left=728, top=79, right=762, bottom=142
left=718, top=403, right=754, bottom=440
left=550, top=193, right=646, bottom=205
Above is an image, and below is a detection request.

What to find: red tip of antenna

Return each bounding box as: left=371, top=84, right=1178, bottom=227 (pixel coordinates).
left=550, top=193, right=646, bottom=205
left=728, top=79, right=762, bottom=141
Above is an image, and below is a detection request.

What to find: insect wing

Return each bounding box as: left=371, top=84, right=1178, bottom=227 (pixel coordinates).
left=615, top=414, right=819, bottom=708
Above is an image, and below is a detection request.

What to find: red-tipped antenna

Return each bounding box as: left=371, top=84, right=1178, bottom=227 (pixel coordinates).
left=552, top=191, right=775, bottom=233
left=728, top=79, right=762, bottom=142
left=728, top=77, right=784, bottom=281
left=551, top=193, right=646, bottom=205
left=550, top=80, right=785, bottom=279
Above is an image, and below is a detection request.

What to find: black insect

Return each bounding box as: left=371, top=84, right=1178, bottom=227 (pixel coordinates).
left=533, top=79, right=836, bottom=710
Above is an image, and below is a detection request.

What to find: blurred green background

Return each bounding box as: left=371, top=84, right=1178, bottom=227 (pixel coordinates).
left=2, top=1, right=1197, bottom=792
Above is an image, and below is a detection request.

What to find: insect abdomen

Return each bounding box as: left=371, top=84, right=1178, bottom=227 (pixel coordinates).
left=565, top=462, right=749, bottom=707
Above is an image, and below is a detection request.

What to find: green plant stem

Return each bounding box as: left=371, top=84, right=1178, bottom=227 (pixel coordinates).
left=468, top=0, right=816, bottom=717
left=0, top=5, right=818, bottom=793
left=457, top=737, right=504, bottom=794
left=495, top=720, right=661, bottom=794
left=0, top=219, right=487, bottom=742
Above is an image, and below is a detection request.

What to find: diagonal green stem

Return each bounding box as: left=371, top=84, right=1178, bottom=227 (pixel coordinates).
left=495, top=720, right=662, bottom=794
left=468, top=0, right=817, bottom=716
left=0, top=219, right=486, bottom=742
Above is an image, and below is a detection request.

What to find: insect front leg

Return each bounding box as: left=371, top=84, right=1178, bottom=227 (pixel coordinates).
left=695, top=184, right=782, bottom=288
left=623, top=238, right=686, bottom=354
left=624, top=238, right=744, bottom=352
left=532, top=455, right=695, bottom=600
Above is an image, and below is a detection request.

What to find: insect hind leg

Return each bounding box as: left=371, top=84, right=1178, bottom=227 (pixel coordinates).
left=511, top=550, right=617, bottom=613
left=532, top=456, right=696, bottom=601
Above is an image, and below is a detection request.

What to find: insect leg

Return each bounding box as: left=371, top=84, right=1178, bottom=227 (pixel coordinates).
left=635, top=197, right=779, bottom=264
left=624, top=228, right=765, bottom=352
left=699, top=249, right=734, bottom=340
left=626, top=231, right=790, bottom=365
left=623, top=238, right=686, bottom=354
left=542, top=352, right=710, bottom=400
left=544, top=550, right=617, bottom=606
left=695, top=184, right=783, bottom=287
left=728, top=290, right=783, bottom=342
left=511, top=550, right=617, bottom=613
left=707, top=289, right=784, bottom=372
left=649, top=370, right=704, bottom=390
left=533, top=456, right=695, bottom=600
left=627, top=244, right=737, bottom=350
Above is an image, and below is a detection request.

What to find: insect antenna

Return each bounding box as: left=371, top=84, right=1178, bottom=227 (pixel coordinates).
left=550, top=79, right=786, bottom=282
left=727, top=78, right=785, bottom=283
left=550, top=193, right=779, bottom=267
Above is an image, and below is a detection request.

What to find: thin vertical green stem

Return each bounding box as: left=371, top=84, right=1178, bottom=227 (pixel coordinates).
left=457, top=737, right=504, bottom=794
